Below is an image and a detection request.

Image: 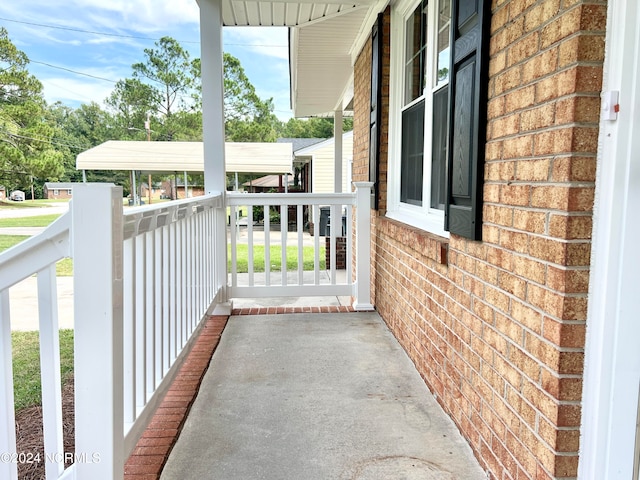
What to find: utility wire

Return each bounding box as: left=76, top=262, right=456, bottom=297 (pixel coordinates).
left=29, top=60, right=118, bottom=83
left=1, top=128, right=87, bottom=151
left=0, top=16, right=199, bottom=44
left=1, top=16, right=288, bottom=47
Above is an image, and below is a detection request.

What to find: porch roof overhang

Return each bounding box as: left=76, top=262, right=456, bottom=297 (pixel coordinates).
left=207, top=0, right=386, bottom=118
left=76, top=141, right=293, bottom=174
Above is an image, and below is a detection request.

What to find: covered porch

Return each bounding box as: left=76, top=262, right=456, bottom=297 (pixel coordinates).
left=0, top=180, right=485, bottom=479
left=0, top=0, right=489, bottom=478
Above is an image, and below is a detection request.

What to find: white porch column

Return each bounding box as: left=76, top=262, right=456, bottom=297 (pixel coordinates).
left=73, top=184, right=124, bottom=480
left=199, top=0, right=226, bottom=193
left=199, top=0, right=229, bottom=303
left=353, top=182, right=374, bottom=311
left=334, top=110, right=343, bottom=193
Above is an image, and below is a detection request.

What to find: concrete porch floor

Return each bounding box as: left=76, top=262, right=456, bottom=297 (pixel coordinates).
left=159, top=312, right=485, bottom=479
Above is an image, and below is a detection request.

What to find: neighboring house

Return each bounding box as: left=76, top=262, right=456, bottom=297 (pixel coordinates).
left=43, top=182, right=75, bottom=199
left=0, top=186, right=5, bottom=200
left=293, top=131, right=353, bottom=195
left=160, top=179, right=205, bottom=200
left=241, top=174, right=294, bottom=193
left=281, top=0, right=637, bottom=478
left=277, top=137, right=326, bottom=193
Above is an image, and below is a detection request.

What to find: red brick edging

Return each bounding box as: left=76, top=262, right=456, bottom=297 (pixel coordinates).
left=123, top=315, right=229, bottom=479
left=123, top=306, right=356, bottom=479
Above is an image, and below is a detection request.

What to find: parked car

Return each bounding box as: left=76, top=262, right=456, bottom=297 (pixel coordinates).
left=10, top=190, right=25, bottom=201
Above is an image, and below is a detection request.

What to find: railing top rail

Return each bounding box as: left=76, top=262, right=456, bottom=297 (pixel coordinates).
left=227, top=192, right=356, bottom=206
left=123, top=192, right=223, bottom=239
left=0, top=211, right=71, bottom=292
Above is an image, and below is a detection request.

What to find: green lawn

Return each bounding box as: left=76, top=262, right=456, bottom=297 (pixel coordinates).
left=0, top=199, right=68, bottom=209
left=0, top=214, right=62, bottom=227
left=12, top=330, right=74, bottom=411
left=229, top=244, right=326, bottom=272
left=0, top=235, right=73, bottom=276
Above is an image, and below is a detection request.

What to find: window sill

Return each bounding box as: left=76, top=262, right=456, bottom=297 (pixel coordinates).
left=377, top=215, right=449, bottom=266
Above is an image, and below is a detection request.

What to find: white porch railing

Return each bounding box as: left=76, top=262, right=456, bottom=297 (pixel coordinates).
left=226, top=182, right=373, bottom=309
left=0, top=184, right=227, bottom=480
left=0, top=181, right=373, bottom=480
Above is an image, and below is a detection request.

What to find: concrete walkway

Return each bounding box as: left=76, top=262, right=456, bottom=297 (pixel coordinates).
left=161, top=312, right=485, bottom=480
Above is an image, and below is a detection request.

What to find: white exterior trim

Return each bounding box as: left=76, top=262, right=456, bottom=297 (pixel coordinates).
left=579, top=0, right=640, bottom=477
left=385, top=0, right=449, bottom=239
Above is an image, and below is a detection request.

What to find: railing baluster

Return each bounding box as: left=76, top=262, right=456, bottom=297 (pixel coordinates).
left=37, top=265, right=64, bottom=479
left=264, top=204, right=271, bottom=286
left=169, top=222, right=177, bottom=364
left=313, top=204, right=320, bottom=285
left=346, top=204, right=353, bottom=285
left=123, top=238, right=136, bottom=424
left=230, top=205, right=237, bottom=288
left=135, top=234, right=146, bottom=408
left=0, top=290, right=17, bottom=480
left=145, top=232, right=155, bottom=394
left=154, top=227, right=163, bottom=386
left=297, top=204, right=304, bottom=285
left=281, top=204, right=288, bottom=286
left=248, top=205, right=254, bottom=286
left=161, top=225, right=170, bottom=375
left=330, top=204, right=338, bottom=284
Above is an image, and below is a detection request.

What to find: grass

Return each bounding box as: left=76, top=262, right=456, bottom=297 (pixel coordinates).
left=0, top=214, right=62, bottom=227
left=0, top=235, right=73, bottom=276
left=12, top=330, right=74, bottom=412
left=0, top=199, right=68, bottom=209
left=229, top=244, right=326, bottom=272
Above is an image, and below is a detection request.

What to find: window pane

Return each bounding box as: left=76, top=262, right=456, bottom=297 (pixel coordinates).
left=436, top=0, right=451, bottom=86
left=404, top=0, right=428, bottom=105
left=430, top=85, right=448, bottom=210
left=401, top=100, right=425, bottom=206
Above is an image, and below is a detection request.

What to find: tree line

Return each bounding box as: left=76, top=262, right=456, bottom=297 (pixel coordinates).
left=0, top=27, right=351, bottom=198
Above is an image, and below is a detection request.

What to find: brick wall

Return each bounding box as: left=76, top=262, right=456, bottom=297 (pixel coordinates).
left=352, top=1, right=605, bottom=478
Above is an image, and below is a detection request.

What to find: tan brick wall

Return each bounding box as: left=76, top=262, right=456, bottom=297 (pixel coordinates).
left=352, top=1, right=605, bottom=479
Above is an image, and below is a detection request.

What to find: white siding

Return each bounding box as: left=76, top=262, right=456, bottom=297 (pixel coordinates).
left=309, top=132, right=353, bottom=194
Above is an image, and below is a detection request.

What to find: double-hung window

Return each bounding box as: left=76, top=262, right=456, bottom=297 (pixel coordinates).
left=386, top=0, right=489, bottom=241
left=389, top=0, right=451, bottom=237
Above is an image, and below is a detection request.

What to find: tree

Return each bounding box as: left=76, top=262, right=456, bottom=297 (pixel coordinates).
left=0, top=28, right=64, bottom=193
left=279, top=117, right=353, bottom=139
left=105, top=78, right=158, bottom=136
left=131, top=36, right=196, bottom=140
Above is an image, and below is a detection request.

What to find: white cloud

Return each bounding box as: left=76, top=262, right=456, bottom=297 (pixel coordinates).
left=41, top=77, right=115, bottom=107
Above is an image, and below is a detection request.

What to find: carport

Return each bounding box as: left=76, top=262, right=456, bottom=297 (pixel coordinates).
left=76, top=140, right=294, bottom=204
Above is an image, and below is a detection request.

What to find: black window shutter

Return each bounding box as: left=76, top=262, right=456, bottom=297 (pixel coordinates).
left=445, top=0, right=490, bottom=240
left=369, top=13, right=383, bottom=209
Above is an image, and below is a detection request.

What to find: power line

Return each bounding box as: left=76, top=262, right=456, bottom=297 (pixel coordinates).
left=1, top=16, right=289, bottom=48
left=1, top=128, right=87, bottom=151
left=0, top=16, right=199, bottom=44
left=29, top=60, right=118, bottom=83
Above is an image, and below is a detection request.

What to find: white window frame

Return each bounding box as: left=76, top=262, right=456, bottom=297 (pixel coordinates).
left=67, top=189, right=72, bottom=195
left=53, top=189, right=59, bottom=196
left=387, top=0, right=450, bottom=238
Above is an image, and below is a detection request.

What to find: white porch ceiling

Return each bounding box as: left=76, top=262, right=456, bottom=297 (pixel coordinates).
left=212, top=0, right=381, bottom=118
left=290, top=7, right=370, bottom=117
left=221, top=0, right=374, bottom=26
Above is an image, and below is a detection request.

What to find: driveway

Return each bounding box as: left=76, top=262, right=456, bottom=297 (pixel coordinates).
left=1, top=202, right=72, bottom=331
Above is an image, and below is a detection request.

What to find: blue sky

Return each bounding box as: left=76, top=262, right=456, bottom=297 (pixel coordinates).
left=0, top=0, right=292, bottom=120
